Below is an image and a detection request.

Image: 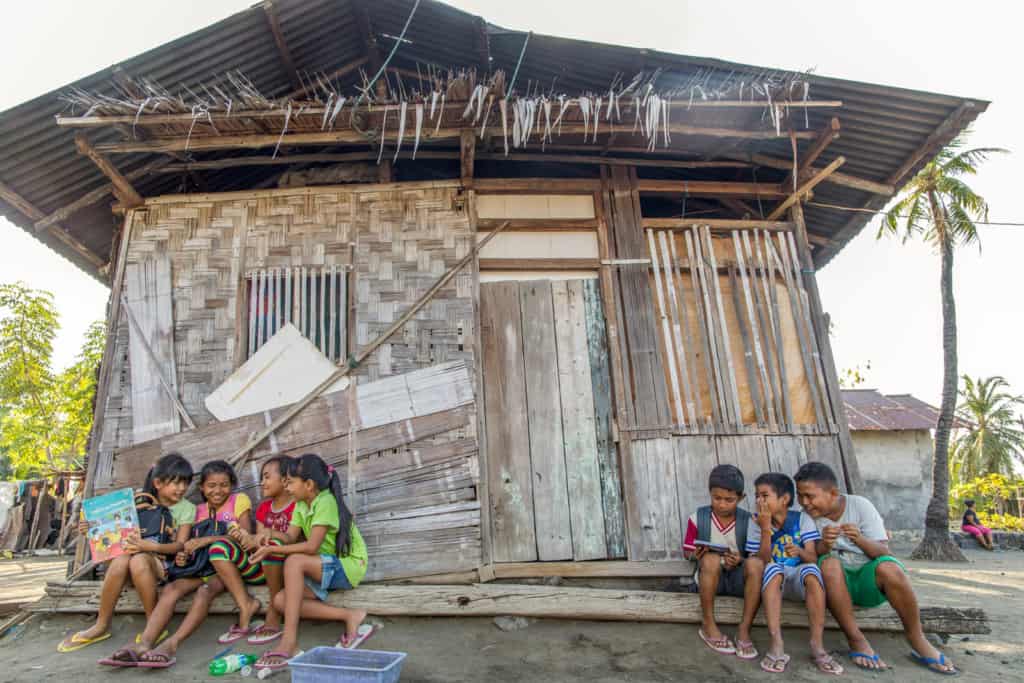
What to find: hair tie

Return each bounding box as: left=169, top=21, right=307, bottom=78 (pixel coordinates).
left=327, top=465, right=335, bottom=475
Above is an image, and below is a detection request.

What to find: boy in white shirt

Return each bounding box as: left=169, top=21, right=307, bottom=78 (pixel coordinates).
left=794, top=461, right=957, bottom=675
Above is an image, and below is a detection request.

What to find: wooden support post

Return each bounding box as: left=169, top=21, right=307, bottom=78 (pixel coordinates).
left=767, top=156, right=845, bottom=220
left=460, top=129, right=476, bottom=188
left=790, top=202, right=863, bottom=491
left=74, top=135, right=145, bottom=208
left=352, top=0, right=384, bottom=75
left=261, top=1, right=302, bottom=90
left=799, top=118, right=841, bottom=176
left=0, top=180, right=106, bottom=270
left=377, top=158, right=393, bottom=183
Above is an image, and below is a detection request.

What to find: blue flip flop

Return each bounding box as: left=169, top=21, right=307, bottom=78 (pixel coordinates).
left=849, top=651, right=888, bottom=671
left=910, top=650, right=960, bottom=676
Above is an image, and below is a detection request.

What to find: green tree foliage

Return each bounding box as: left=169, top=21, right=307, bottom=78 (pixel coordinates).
left=950, top=375, right=1024, bottom=485
left=0, top=283, right=104, bottom=478
left=839, top=361, right=872, bottom=388
left=880, top=130, right=1006, bottom=561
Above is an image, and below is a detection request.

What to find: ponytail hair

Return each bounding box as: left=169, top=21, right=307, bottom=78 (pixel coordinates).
left=142, top=452, right=194, bottom=496
left=293, top=453, right=352, bottom=556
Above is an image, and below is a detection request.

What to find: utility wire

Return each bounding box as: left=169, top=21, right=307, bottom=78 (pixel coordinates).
left=806, top=200, right=1024, bottom=227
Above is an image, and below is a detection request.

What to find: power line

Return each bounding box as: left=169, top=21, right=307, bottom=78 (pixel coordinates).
left=806, top=200, right=1024, bottom=227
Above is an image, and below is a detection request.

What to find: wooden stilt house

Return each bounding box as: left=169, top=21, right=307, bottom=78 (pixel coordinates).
left=0, top=0, right=987, bottom=583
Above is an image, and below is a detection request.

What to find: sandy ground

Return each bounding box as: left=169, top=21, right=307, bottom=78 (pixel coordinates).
left=0, top=545, right=1020, bottom=682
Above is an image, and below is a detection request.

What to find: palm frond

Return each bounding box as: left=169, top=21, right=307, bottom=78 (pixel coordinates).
left=942, top=146, right=1009, bottom=177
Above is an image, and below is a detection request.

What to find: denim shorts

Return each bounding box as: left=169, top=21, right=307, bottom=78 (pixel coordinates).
left=305, top=553, right=352, bottom=602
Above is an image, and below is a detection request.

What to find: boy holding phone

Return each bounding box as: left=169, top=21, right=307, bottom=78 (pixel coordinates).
left=683, top=464, right=764, bottom=660
left=794, top=461, right=958, bottom=675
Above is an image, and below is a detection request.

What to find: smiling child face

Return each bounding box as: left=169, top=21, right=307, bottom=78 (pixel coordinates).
left=201, top=472, right=232, bottom=509
left=796, top=479, right=839, bottom=519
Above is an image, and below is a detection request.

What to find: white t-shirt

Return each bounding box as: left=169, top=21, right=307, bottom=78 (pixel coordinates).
left=813, top=494, right=887, bottom=569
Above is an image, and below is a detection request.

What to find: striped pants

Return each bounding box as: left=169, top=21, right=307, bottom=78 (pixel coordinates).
left=209, top=538, right=285, bottom=585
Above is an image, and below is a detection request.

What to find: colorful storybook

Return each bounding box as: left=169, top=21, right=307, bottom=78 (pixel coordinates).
left=82, top=487, right=140, bottom=563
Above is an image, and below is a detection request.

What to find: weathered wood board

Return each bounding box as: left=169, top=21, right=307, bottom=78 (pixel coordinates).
left=804, top=435, right=847, bottom=492
left=715, top=435, right=769, bottom=507
left=125, top=255, right=180, bottom=443
left=672, top=435, right=718, bottom=528
left=480, top=282, right=537, bottom=562
left=520, top=280, right=573, bottom=561
left=766, top=435, right=807, bottom=478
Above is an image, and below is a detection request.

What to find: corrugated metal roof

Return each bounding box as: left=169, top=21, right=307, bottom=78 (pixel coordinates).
left=0, top=0, right=988, bottom=279
left=841, top=389, right=966, bottom=431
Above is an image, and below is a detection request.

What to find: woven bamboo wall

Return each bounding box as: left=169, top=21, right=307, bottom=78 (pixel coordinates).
left=94, top=183, right=474, bottom=484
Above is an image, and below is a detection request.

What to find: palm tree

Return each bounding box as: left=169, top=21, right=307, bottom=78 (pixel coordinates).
left=951, top=375, right=1024, bottom=484
left=880, top=131, right=1006, bottom=561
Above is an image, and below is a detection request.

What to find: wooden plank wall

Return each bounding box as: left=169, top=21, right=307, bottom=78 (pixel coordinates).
left=481, top=279, right=624, bottom=563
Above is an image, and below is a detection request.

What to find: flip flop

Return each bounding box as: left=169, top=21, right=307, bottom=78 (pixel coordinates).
left=247, top=625, right=283, bottom=645
left=57, top=630, right=111, bottom=653
left=134, top=629, right=169, bottom=647
left=698, top=629, right=736, bottom=655
left=812, top=652, right=844, bottom=675
left=136, top=651, right=176, bottom=669
left=849, top=651, right=888, bottom=671
left=255, top=650, right=301, bottom=672
left=97, top=648, right=141, bottom=668
left=735, top=638, right=759, bottom=660
left=218, top=621, right=264, bottom=645
left=910, top=650, right=960, bottom=676
left=336, top=623, right=376, bottom=649
left=760, top=653, right=791, bottom=674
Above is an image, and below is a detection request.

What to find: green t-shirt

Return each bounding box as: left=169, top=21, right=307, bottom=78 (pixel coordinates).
left=170, top=499, right=196, bottom=530
left=293, top=489, right=368, bottom=587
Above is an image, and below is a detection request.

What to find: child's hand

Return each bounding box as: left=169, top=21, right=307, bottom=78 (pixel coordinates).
left=840, top=524, right=861, bottom=543
left=77, top=520, right=90, bottom=535
left=174, top=551, right=189, bottom=567
left=249, top=545, right=272, bottom=564
left=693, top=545, right=707, bottom=560
left=822, top=525, right=841, bottom=545
left=183, top=538, right=205, bottom=555
left=756, top=499, right=773, bottom=530
left=228, top=525, right=245, bottom=543
left=723, top=550, right=741, bottom=570
left=784, top=542, right=801, bottom=558
left=122, top=531, right=143, bottom=555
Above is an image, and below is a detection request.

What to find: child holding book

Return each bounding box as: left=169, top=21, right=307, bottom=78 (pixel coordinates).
left=747, top=473, right=841, bottom=674
left=57, top=453, right=194, bottom=653
left=251, top=454, right=370, bottom=674
left=795, top=461, right=958, bottom=675
left=682, top=464, right=763, bottom=661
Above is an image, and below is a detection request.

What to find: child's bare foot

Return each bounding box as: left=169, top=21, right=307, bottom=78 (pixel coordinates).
left=239, top=595, right=262, bottom=629
left=908, top=635, right=957, bottom=674
left=343, top=609, right=368, bottom=641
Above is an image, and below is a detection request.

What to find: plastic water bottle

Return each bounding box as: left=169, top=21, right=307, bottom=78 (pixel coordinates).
left=210, top=653, right=256, bottom=675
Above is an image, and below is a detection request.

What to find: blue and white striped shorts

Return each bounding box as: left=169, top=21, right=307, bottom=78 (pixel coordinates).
left=761, top=562, right=823, bottom=601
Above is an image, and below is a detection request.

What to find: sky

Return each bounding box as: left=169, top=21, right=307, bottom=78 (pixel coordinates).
left=0, top=0, right=1021, bottom=411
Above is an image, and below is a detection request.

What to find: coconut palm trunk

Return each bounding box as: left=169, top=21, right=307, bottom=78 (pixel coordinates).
left=912, top=195, right=966, bottom=561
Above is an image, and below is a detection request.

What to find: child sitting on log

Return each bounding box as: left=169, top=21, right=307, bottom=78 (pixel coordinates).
left=683, top=464, right=764, bottom=661
left=747, top=472, right=841, bottom=674
left=57, top=453, right=194, bottom=653
left=794, top=461, right=958, bottom=675
left=250, top=453, right=370, bottom=674
left=962, top=499, right=995, bottom=551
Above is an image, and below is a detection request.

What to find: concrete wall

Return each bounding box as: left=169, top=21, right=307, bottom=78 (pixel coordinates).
left=852, top=429, right=933, bottom=530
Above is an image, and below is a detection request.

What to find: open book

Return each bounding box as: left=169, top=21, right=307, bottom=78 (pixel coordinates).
left=82, top=488, right=140, bottom=563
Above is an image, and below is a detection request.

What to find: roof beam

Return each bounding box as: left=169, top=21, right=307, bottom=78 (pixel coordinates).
left=885, top=101, right=978, bottom=185
left=638, top=179, right=786, bottom=199
left=739, top=153, right=894, bottom=196
left=35, top=158, right=169, bottom=231
left=767, top=156, right=845, bottom=220
left=783, top=117, right=840, bottom=191
left=0, top=180, right=105, bottom=269
left=261, top=1, right=302, bottom=90
left=74, top=134, right=145, bottom=208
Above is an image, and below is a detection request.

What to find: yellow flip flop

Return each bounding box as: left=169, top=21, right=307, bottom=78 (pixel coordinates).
left=57, top=631, right=112, bottom=653
left=135, top=629, right=169, bottom=646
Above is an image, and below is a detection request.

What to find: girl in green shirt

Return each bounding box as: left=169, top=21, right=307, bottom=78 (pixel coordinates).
left=251, top=453, right=370, bottom=673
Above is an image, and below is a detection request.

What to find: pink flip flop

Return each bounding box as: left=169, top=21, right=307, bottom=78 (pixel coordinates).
left=698, top=629, right=736, bottom=655
left=336, top=624, right=376, bottom=649
left=136, top=651, right=176, bottom=669
left=218, top=621, right=264, bottom=645
left=255, top=650, right=298, bottom=672
left=247, top=624, right=283, bottom=645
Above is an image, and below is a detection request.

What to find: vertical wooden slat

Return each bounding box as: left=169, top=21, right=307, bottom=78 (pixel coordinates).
left=658, top=232, right=697, bottom=429
left=269, top=268, right=278, bottom=338
left=284, top=266, right=293, bottom=327
left=729, top=265, right=764, bottom=427
left=552, top=280, right=608, bottom=561
left=329, top=265, right=338, bottom=361
left=247, top=274, right=257, bottom=359
left=766, top=435, right=807, bottom=478
left=758, top=230, right=793, bottom=430
left=320, top=265, right=328, bottom=353
left=299, top=266, right=307, bottom=336
left=688, top=229, right=727, bottom=428
left=667, top=234, right=705, bottom=429
left=646, top=229, right=686, bottom=428
left=256, top=269, right=267, bottom=349
left=702, top=226, right=743, bottom=429
left=627, top=438, right=682, bottom=560
left=734, top=230, right=775, bottom=430
left=582, top=278, right=626, bottom=559
left=275, top=268, right=284, bottom=332
left=673, top=435, right=718, bottom=531
left=519, top=280, right=573, bottom=561
left=309, top=267, right=317, bottom=345
left=481, top=282, right=537, bottom=562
